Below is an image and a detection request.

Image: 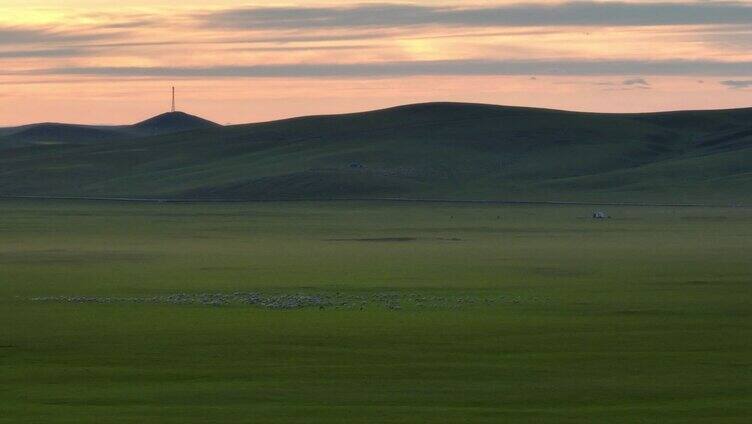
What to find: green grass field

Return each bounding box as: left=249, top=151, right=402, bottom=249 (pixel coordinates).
left=1, top=200, right=751, bottom=423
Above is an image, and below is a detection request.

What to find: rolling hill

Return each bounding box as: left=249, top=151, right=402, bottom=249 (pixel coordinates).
left=0, top=112, right=218, bottom=147
left=132, top=111, right=221, bottom=136
left=1, top=102, right=751, bottom=204
left=0, top=123, right=132, bottom=147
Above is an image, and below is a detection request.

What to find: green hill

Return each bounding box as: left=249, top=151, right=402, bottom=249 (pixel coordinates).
left=1, top=102, right=751, bottom=204
left=0, top=112, right=219, bottom=147
left=0, top=123, right=132, bottom=146
left=132, top=111, right=221, bottom=136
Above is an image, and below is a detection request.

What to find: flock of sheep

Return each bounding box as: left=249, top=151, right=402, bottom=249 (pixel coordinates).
left=30, top=292, right=545, bottom=310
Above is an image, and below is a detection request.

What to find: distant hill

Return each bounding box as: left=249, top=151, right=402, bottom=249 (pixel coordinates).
left=0, top=111, right=220, bottom=146
left=133, top=111, right=220, bottom=136
left=0, top=123, right=131, bottom=146
left=1, top=102, right=751, bottom=204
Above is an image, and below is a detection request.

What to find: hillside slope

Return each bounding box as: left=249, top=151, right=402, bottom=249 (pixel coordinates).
left=132, top=112, right=221, bottom=136
left=0, top=123, right=132, bottom=146
left=0, top=111, right=219, bottom=147
left=1, top=102, right=751, bottom=203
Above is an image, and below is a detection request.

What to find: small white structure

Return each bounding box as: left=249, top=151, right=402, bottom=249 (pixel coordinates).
left=592, top=210, right=608, bottom=219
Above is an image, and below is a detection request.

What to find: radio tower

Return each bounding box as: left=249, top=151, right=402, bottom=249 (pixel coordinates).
left=171, top=86, right=175, bottom=112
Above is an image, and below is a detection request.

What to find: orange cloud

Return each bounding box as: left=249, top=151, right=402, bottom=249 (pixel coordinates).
left=1, top=1, right=752, bottom=125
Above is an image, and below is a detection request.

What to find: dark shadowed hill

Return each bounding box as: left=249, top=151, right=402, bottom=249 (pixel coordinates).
left=1, top=102, right=751, bottom=204
left=0, top=111, right=220, bottom=146
left=132, top=111, right=220, bottom=136
left=0, top=123, right=131, bottom=146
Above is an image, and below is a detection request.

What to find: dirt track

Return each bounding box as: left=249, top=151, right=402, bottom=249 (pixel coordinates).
left=1, top=194, right=744, bottom=208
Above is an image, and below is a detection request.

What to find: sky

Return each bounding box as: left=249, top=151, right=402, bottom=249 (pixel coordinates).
left=1, top=0, right=752, bottom=125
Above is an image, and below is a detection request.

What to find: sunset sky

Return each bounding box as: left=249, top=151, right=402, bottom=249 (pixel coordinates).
left=1, top=0, right=752, bottom=125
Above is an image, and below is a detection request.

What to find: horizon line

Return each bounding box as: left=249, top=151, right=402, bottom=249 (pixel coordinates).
left=2, top=100, right=751, bottom=128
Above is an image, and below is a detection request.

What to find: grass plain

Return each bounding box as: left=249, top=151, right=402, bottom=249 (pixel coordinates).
left=1, top=200, right=751, bottom=423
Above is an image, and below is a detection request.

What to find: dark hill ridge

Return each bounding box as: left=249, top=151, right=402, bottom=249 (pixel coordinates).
left=133, top=111, right=220, bottom=135
left=1, top=102, right=751, bottom=204
left=0, top=111, right=220, bottom=146
left=3, top=123, right=130, bottom=144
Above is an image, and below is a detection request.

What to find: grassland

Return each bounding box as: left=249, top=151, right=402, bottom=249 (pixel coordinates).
left=1, top=200, right=751, bottom=423
left=3, top=103, right=752, bottom=203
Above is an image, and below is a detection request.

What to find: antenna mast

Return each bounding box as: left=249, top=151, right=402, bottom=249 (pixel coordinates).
left=171, top=86, right=175, bottom=112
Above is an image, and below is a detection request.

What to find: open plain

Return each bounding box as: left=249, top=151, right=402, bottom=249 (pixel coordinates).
left=1, top=199, right=751, bottom=423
